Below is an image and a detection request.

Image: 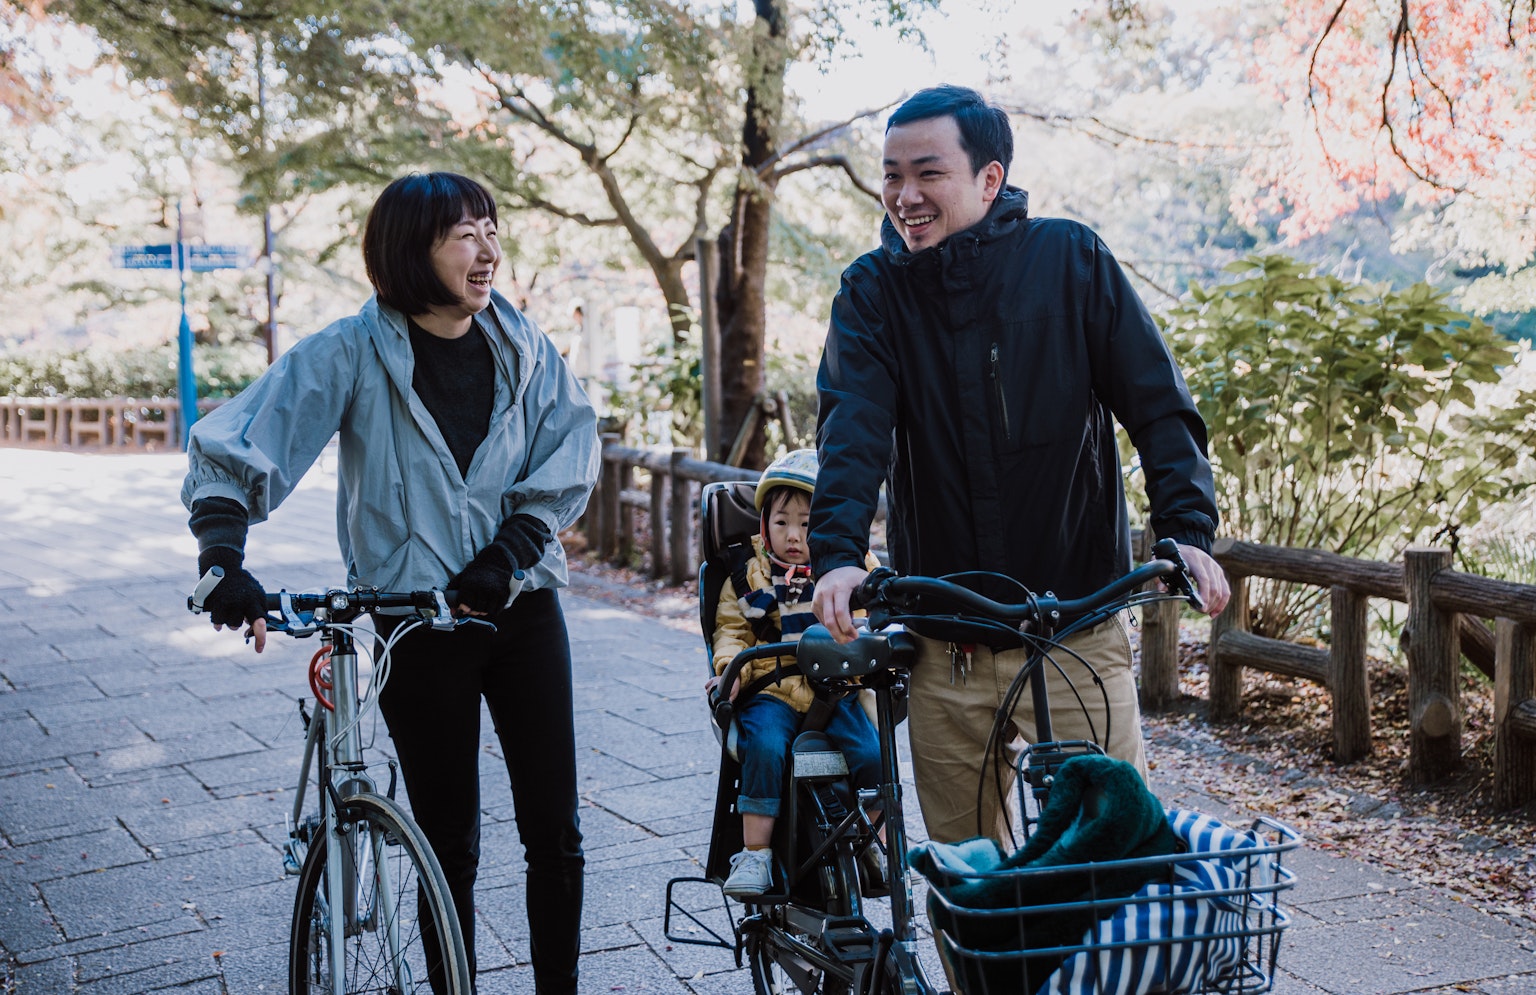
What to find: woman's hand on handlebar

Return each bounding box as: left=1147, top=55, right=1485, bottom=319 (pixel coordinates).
left=1174, top=543, right=1229, bottom=617
left=812, top=565, right=869, bottom=644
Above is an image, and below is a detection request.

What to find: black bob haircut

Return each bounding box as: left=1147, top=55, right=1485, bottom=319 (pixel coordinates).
left=363, top=172, right=499, bottom=316
left=887, top=85, right=1014, bottom=186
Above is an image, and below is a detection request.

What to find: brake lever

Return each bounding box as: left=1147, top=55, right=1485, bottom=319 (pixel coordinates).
left=277, top=591, right=320, bottom=636
left=1150, top=537, right=1204, bottom=611
left=858, top=567, right=901, bottom=630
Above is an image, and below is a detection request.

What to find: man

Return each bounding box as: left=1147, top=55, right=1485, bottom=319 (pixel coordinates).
left=810, top=85, right=1230, bottom=846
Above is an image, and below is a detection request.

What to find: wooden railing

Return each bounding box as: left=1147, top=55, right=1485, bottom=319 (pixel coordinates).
left=0, top=396, right=222, bottom=451
left=586, top=438, right=1536, bottom=806
left=1151, top=539, right=1534, bottom=807
left=584, top=435, right=758, bottom=586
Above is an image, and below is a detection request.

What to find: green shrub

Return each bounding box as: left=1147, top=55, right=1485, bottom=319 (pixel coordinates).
left=1155, top=254, right=1536, bottom=636
left=603, top=325, right=704, bottom=449
left=0, top=343, right=268, bottom=399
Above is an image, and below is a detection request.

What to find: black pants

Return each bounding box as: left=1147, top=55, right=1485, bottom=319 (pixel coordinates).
left=378, top=588, right=583, bottom=995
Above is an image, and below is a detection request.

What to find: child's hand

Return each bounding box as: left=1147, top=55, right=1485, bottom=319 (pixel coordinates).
left=705, top=674, right=741, bottom=702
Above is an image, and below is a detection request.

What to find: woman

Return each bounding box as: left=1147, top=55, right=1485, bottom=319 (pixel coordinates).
left=182, top=172, right=599, bottom=995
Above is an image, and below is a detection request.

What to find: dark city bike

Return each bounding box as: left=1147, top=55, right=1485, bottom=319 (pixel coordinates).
left=665, top=484, right=1298, bottom=995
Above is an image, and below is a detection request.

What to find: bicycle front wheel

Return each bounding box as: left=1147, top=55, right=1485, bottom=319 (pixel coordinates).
left=290, top=791, right=470, bottom=995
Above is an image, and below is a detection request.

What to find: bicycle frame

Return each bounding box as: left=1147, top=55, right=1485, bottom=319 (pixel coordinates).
left=667, top=627, right=942, bottom=993
left=305, top=624, right=392, bottom=995
left=190, top=573, right=474, bottom=994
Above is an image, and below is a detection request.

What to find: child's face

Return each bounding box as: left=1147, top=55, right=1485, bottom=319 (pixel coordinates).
left=766, top=491, right=811, bottom=565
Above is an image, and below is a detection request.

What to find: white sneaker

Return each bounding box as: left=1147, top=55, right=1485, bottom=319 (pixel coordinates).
left=723, top=848, right=773, bottom=897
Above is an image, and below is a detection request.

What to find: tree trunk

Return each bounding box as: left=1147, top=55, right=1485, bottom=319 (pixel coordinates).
left=716, top=192, right=773, bottom=467
left=652, top=258, right=692, bottom=346
left=711, top=0, right=786, bottom=469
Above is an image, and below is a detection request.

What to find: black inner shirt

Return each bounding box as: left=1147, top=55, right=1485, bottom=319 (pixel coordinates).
left=407, top=318, right=496, bottom=480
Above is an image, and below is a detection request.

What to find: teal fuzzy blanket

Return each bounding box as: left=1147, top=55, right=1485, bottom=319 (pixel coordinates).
left=909, top=755, right=1179, bottom=994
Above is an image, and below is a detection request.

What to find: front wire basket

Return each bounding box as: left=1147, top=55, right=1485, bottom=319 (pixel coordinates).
left=920, top=815, right=1301, bottom=995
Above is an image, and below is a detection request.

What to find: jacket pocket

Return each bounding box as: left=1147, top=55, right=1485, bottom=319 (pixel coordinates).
left=989, top=342, right=1012, bottom=444
left=993, top=319, right=1088, bottom=454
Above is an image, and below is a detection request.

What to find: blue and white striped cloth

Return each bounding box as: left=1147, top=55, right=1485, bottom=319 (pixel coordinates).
left=1034, top=810, right=1265, bottom=995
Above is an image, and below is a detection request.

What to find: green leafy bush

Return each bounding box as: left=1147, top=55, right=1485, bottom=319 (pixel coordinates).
left=0, top=344, right=267, bottom=399
left=1155, top=254, right=1536, bottom=635
left=603, top=325, right=704, bottom=449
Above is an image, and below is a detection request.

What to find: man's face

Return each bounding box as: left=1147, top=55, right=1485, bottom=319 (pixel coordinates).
left=881, top=115, right=1004, bottom=252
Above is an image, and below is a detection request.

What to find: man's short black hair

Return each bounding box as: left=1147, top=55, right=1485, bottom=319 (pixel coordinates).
left=363, top=172, right=499, bottom=316
left=887, top=85, right=1013, bottom=186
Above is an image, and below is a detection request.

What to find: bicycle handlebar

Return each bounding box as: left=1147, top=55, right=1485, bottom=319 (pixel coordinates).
left=187, top=567, right=491, bottom=635
left=706, top=539, right=1200, bottom=731
left=853, top=537, right=1202, bottom=628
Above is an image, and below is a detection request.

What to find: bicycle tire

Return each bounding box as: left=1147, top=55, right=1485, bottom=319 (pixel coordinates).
left=290, top=791, right=470, bottom=995
left=745, top=903, right=858, bottom=995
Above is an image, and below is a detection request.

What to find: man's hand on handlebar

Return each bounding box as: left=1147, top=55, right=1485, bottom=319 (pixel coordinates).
left=812, top=565, right=869, bottom=644
left=1174, top=543, right=1229, bottom=617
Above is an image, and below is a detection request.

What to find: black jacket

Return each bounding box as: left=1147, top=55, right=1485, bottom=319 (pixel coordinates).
left=811, top=188, right=1218, bottom=602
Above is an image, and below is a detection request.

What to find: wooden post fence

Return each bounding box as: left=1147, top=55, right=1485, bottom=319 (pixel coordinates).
left=1405, top=548, right=1462, bottom=783
left=583, top=439, right=1536, bottom=805
left=1198, top=537, right=1536, bottom=801
left=1135, top=530, right=1183, bottom=711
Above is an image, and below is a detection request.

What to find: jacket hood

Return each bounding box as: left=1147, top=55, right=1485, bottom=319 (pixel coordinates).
left=879, top=186, right=1030, bottom=265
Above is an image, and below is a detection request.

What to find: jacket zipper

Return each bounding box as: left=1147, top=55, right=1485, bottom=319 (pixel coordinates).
left=989, top=342, right=1012, bottom=442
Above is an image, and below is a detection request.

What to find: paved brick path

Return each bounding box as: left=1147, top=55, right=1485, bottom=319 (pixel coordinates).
left=1, top=449, right=1532, bottom=993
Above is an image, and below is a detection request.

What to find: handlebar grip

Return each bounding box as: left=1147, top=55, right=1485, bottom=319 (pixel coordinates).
left=188, top=566, right=224, bottom=613
left=712, top=697, right=734, bottom=731
left=1149, top=537, right=1204, bottom=610
left=851, top=566, right=897, bottom=611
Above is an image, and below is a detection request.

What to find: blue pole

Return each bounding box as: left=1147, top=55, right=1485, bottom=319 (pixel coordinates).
left=175, top=201, right=198, bottom=448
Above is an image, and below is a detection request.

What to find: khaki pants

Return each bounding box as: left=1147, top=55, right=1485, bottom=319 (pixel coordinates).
left=907, top=614, right=1146, bottom=845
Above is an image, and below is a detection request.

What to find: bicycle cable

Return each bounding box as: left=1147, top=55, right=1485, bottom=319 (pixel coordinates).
left=986, top=635, right=1107, bottom=848
left=320, top=617, right=424, bottom=754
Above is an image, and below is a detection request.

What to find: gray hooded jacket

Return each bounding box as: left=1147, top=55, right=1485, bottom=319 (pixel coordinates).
left=181, top=290, right=599, bottom=595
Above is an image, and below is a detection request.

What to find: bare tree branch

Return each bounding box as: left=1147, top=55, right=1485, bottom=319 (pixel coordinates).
left=599, top=110, right=642, bottom=163
left=516, top=193, right=623, bottom=228
left=1307, top=0, right=1472, bottom=192
left=772, top=153, right=880, bottom=201
left=756, top=100, right=898, bottom=177
left=1117, top=257, right=1181, bottom=303
left=467, top=56, right=599, bottom=163
left=1507, top=0, right=1535, bottom=46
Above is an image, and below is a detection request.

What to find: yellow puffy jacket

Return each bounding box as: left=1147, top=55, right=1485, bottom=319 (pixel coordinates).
left=713, top=537, right=880, bottom=715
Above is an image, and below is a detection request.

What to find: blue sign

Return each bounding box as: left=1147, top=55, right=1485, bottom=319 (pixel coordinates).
left=113, top=243, right=249, bottom=271
left=188, top=244, right=249, bottom=271
left=113, top=244, right=175, bottom=269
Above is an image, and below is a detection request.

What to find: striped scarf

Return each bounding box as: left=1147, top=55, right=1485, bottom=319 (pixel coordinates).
left=738, top=563, right=818, bottom=642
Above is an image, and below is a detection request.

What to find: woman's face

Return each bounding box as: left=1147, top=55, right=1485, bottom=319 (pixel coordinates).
left=429, top=213, right=501, bottom=317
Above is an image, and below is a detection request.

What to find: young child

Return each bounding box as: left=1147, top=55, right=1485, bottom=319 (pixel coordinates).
left=706, top=449, right=883, bottom=897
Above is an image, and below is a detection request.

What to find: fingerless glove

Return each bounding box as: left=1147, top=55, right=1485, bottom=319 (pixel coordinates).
left=448, top=513, right=552, bottom=614
left=189, top=497, right=268, bottom=629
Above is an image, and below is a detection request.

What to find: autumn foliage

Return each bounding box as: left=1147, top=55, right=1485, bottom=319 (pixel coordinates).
left=1243, top=0, right=1536, bottom=241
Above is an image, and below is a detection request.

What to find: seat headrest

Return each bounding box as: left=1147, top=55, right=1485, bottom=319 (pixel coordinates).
left=700, top=479, right=761, bottom=564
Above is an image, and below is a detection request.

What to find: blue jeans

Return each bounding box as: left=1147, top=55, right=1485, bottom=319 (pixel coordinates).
left=737, top=695, right=881, bottom=817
